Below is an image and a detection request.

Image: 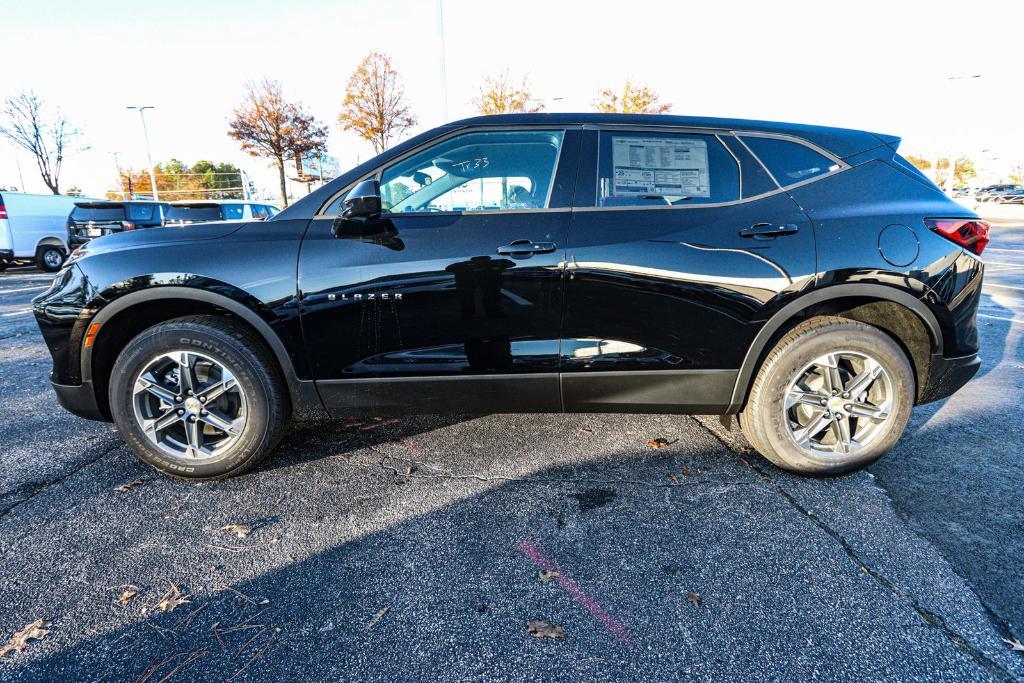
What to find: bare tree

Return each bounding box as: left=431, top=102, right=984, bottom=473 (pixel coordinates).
left=228, top=79, right=328, bottom=206
left=473, top=70, right=543, bottom=115
left=0, top=91, right=82, bottom=194
left=338, top=51, right=417, bottom=154
left=594, top=82, right=671, bottom=114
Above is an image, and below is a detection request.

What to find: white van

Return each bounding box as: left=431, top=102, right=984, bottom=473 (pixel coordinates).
left=0, top=191, right=86, bottom=272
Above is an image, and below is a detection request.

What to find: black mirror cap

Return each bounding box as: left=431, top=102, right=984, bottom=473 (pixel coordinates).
left=341, top=179, right=382, bottom=221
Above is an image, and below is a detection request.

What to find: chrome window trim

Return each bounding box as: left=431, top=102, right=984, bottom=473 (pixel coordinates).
left=316, top=125, right=576, bottom=218
left=716, top=133, right=743, bottom=200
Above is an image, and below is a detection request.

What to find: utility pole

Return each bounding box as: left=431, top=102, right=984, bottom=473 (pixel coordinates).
left=437, top=0, right=448, bottom=121
left=111, top=152, right=125, bottom=200
left=127, top=106, right=159, bottom=200
left=240, top=169, right=251, bottom=201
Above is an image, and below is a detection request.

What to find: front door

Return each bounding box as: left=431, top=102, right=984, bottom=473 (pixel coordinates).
left=299, top=127, right=580, bottom=415
left=560, top=128, right=817, bottom=413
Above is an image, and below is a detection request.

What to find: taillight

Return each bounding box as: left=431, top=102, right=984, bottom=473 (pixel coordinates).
left=925, top=218, right=990, bottom=255
left=122, top=221, right=136, bottom=231
left=0, top=199, right=7, bottom=220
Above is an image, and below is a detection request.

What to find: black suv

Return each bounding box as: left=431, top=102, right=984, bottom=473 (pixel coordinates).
left=34, top=114, right=987, bottom=479
left=67, top=200, right=170, bottom=248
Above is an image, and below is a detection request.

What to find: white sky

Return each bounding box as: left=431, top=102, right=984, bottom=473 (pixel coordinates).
left=1, top=0, right=1021, bottom=198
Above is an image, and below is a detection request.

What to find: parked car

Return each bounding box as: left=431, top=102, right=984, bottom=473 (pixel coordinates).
left=163, top=200, right=280, bottom=225
left=67, top=200, right=171, bottom=250
left=34, top=113, right=986, bottom=480
left=975, top=184, right=1023, bottom=202
left=0, top=191, right=89, bottom=271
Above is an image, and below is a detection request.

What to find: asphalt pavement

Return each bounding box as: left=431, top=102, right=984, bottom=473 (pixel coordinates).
left=0, top=229, right=1023, bottom=681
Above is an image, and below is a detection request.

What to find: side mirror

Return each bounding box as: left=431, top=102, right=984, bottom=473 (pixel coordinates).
left=341, top=179, right=382, bottom=221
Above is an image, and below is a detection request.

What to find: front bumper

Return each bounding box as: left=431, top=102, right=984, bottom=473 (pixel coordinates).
left=919, top=352, right=981, bottom=404
left=51, top=379, right=109, bottom=422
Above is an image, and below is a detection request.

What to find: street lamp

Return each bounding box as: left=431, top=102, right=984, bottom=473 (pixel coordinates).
left=126, top=106, right=159, bottom=200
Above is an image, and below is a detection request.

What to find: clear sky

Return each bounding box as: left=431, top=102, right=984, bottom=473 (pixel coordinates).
left=1, top=0, right=1020, bottom=198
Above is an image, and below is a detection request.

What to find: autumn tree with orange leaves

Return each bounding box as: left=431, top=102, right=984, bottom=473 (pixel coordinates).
left=228, top=79, right=327, bottom=206
left=338, top=52, right=417, bottom=154
left=473, top=70, right=543, bottom=115
left=594, top=82, right=671, bottom=114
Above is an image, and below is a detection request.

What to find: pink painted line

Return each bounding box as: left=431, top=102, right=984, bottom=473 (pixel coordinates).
left=516, top=539, right=636, bottom=647
left=400, top=437, right=426, bottom=459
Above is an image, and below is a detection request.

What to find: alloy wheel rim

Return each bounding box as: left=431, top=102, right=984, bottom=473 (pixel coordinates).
left=783, top=350, right=894, bottom=457
left=132, top=350, right=248, bottom=461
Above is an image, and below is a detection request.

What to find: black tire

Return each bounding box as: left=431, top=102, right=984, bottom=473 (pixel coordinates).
left=0, top=260, right=8, bottom=271
left=109, top=315, right=290, bottom=479
left=739, top=316, right=915, bottom=475
left=35, top=245, right=65, bottom=272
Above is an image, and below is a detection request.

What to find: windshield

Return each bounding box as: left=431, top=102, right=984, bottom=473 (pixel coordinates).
left=71, top=205, right=125, bottom=221
left=165, top=206, right=222, bottom=222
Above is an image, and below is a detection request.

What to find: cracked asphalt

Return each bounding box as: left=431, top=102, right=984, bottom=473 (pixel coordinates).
left=1, top=222, right=1023, bottom=681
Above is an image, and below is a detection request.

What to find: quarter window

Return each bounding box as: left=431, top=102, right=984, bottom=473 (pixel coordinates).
left=377, top=130, right=564, bottom=213
left=596, top=131, right=739, bottom=206
left=740, top=136, right=840, bottom=187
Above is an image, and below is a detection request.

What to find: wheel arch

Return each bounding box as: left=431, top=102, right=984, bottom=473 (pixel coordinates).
left=83, top=287, right=321, bottom=420
left=35, top=235, right=68, bottom=251
left=728, top=284, right=943, bottom=412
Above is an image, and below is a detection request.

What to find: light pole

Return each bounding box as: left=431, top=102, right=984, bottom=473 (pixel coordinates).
left=437, top=0, right=448, bottom=121
left=111, top=152, right=125, bottom=199
left=127, top=106, right=159, bottom=200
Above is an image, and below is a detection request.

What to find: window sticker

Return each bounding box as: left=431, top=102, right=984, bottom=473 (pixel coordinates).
left=610, top=136, right=710, bottom=199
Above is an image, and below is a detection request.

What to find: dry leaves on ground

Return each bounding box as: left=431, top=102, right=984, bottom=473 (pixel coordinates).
left=155, top=583, right=190, bottom=613
left=0, top=620, right=50, bottom=657
left=527, top=619, right=566, bottom=639
left=646, top=437, right=675, bottom=449
left=114, top=479, right=145, bottom=493
left=116, top=585, right=139, bottom=605
left=367, top=606, right=390, bottom=630
left=687, top=591, right=703, bottom=607
left=220, top=524, right=250, bottom=540
left=1003, top=637, right=1024, bottom=652
left=538, top=570, right=560, bottom=584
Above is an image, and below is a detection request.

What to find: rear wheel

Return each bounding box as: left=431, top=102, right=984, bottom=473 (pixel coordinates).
left=35, top=245, right=65, bottom=272
left=109, top=315, right=290, bottom=479
left=739, top=317, right=915, bottom=475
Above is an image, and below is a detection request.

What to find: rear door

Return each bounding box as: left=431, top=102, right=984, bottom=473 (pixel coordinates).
left=560, top=127, right=818, bottom=413
left=298, top=127, right=581, bottom=415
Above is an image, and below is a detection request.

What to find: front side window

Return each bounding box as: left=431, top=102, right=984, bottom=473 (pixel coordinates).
left=250, top=204, right=269, bottom=219
left=378, top=130, right=564, bottom=213
left=596, top=131, right=739, bottom=206
left=740, top=136, right=840, bottom=187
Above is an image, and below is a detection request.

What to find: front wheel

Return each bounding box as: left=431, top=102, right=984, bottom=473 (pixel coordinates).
left=739, top=317, right=915, bottom=475
left=109, top=315, right=290, bottom=479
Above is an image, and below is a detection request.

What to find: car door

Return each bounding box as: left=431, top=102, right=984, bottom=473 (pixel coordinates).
left=298, top=127, right=581, bottom=415
left=560, top=127, right=818, bottom=413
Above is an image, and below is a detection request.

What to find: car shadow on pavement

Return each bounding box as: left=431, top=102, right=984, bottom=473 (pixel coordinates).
left=869, top=292, right=1024, bottom=643
left=1, top=411, right=1015, bottom=682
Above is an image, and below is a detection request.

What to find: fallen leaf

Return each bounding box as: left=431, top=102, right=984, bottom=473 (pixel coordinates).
left=115, top=479, right=145, bottom=493
left=220, top=524, right=250, bottom=540
left=538, top=570, right=560, bottom=584
left=527, top=619, right=566, bottom=639
left=687, top=591, right=702, bottom=607
left=680, top=467, right=691, bottom=477
left=367, top=606, right=390, bottom=630
left=667, top=474, right=678, bottom=483
left=579, top=427, right=593, bottom=435
left=0, top=620, right=50, bottom=657
left=1003, top=637, right=1024, bottom=652
left=155, top=583, right=190, bottom=613
left=116, top=586, right=139, bottom=605
left=646, top=437, right=674, bottom=449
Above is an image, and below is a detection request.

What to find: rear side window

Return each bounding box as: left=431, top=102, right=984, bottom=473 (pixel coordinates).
left=165, top=206, right=222, bottom=222
left=596, top=131, right=739, bottom=206
left=719, top=135, right=777, bottom=198
left=222, top=205, right=244, bottom=220
left=740, top=136, right=840, bottom=187
left=250, top=204, right=269, bottom=219
left=126, top=204, right=154, bottom=221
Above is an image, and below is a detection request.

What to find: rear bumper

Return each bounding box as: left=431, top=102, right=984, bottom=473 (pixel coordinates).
left=919, top=352, right=981, bottom=404
left=51, top=379, right=109, bottom=422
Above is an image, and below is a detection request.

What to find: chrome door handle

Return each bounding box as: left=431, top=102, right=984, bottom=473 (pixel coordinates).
left=496, top=240, right=557, bottom=255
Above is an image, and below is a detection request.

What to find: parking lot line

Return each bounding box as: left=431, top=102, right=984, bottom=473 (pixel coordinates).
left=0, top=309, right=33, bottom=317
left=977, top=312, right=1024, bottom=325
left=984, top=283, right=1024, bottom=291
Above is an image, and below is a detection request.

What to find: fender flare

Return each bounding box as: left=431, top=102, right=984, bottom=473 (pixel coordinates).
left=727, top=283, right=944, bottom=411
left=81, top=286, right=321, bottom=415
